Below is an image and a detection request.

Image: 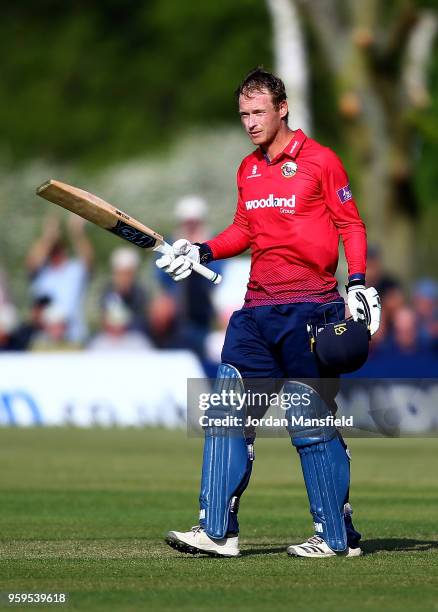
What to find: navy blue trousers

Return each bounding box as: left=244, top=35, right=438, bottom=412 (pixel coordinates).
left=208, top=301, right=361, bottom=547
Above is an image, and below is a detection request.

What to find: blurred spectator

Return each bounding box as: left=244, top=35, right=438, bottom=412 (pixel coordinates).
left=14, top=295, right=51, bottom=350
left=365, top=246, right=406, bottom=353
left=413, top=278, right=438, bottom=352
left=26, top=214, right=93, bottom=343
left=101, top=247, right=149, bottom=334
left=174, top=196, right=208, bottom=243
left=374, top=305, right=435, bottom=359
left=378, top=278, right=406, bottom=336
left=204, top=257, right=252, bottom=367
left=30, top=304, right=80, bottom=351
left=355, top=305, right=438, bottom=377
left=88, top=301, right=152, bottom=351
left=148, top=292, right=178, bottom=345
left=366, top=246, right=400, bottom=294
left=0, top=303, right=20, bottom=351
left=150, top=195, right=221, bottom=359
left=368, top=313, right=388, bottom=354
left=392, top=307, right=419, bottom=355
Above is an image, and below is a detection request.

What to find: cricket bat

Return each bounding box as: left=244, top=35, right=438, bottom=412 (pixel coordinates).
left=36, top=179, right=221, bottom=284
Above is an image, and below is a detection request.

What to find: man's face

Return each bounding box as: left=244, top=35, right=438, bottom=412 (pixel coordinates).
left=113, top=267, right=136, bottom=293
left=239, top=89, right=287, bottom=147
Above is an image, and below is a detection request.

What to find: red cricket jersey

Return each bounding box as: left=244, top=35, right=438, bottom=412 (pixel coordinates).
left=206, top=129, right=366, bottom=306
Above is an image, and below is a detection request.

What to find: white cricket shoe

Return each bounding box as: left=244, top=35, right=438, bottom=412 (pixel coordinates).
left=287, top=535, right=362, bottom=558
left=165, top=526, right=240, bottom=558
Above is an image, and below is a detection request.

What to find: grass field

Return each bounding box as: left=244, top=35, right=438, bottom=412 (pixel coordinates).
left=0, top=429, right=437, bottom=611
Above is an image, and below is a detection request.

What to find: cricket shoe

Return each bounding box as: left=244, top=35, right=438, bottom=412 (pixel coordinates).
left=165, top=526, right=240, bottom=558
left=287, top=535, right=362, bottom=558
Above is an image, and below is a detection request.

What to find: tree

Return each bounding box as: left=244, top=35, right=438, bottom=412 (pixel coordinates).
left=266, top=0, right=311, bottom=133
left=292, top=0, right=438, bottom=280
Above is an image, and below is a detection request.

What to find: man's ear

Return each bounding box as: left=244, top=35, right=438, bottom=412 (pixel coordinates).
left=279, top=100, right=288, bottom=120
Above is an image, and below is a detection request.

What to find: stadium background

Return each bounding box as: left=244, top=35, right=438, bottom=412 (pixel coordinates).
left=0, top=2, right=437, bottom=610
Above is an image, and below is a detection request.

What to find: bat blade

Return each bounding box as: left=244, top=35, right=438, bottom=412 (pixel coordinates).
left=36, top=179, right=222, bottom=284
left=36, top=179, right=163, bottom=250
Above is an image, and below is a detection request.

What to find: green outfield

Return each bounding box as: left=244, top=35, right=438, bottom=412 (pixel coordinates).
left=0, top=429, right=437, bottom=611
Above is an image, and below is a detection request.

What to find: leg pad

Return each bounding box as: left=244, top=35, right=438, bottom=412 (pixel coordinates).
left=284, top=380, right=349, bottom=552
left=199, top=364, right=254, bottom=539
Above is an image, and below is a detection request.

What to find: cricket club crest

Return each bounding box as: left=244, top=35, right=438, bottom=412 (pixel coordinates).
left=281, top=161, right=298, bottom=178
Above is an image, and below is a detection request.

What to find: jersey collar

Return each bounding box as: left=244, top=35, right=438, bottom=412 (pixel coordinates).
left=284, top=129, right=307, bottom=159
left=260, top=129, right=307, bottom=164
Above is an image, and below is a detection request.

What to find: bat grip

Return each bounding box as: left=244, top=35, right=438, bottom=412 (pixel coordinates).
left=191, top=260, right=222, bottom=285
left=155, top=242, right=222, bottom=285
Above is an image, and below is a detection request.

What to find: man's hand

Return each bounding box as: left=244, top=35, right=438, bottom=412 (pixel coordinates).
left=42, top=214, right=61, bottom=243
left=347, top=285, right=381, bottom=335
left=155, top=239, right=200, bottom=282
left=67, top=213, right=87, bottom=236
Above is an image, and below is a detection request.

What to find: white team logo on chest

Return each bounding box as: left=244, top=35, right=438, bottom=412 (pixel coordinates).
left=246, top=163, right=262, bottom=179
left=281, top=161, right=298, bottom=178
left=245, top=193, right=296, bottom=212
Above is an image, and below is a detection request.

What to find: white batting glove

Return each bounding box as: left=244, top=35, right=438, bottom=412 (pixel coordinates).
left=155, top=239, right=200, bottom=282
left=347, top=285, right=381, bottom=335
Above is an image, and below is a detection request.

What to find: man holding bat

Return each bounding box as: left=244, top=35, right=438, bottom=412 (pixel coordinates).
left=159, top=68, right=381, bottom=558
left=36, top=181, right=220, bottom=286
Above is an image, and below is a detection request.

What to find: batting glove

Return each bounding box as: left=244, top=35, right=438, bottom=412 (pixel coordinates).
left=347, top=284, right=381, bottom=335
left=155, top=239, right=200, bottom=282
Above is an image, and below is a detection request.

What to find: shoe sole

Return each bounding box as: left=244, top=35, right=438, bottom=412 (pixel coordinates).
left=165, top=534, right=240, bottom=558
left=287, top=547, right=362, bottom=558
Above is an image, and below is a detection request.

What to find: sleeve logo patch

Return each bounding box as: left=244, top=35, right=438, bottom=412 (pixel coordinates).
left=337, top=184, right=353, bottom=203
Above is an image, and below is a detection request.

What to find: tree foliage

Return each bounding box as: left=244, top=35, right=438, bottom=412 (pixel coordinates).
left=0, top=0, right=271, bottom=166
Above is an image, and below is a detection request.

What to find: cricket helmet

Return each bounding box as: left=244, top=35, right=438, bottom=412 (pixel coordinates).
left=310, top=318, right=370, bottom=374
left=314, top=319, right=370, bottom=374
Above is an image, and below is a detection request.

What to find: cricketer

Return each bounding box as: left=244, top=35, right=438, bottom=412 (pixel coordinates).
left=157, top=68, right=381, bottom=558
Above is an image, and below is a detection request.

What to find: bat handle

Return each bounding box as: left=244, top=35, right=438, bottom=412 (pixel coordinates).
left=191, top=260, right=222, bottom=285
left=155, top=243, right=222, bottom=285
